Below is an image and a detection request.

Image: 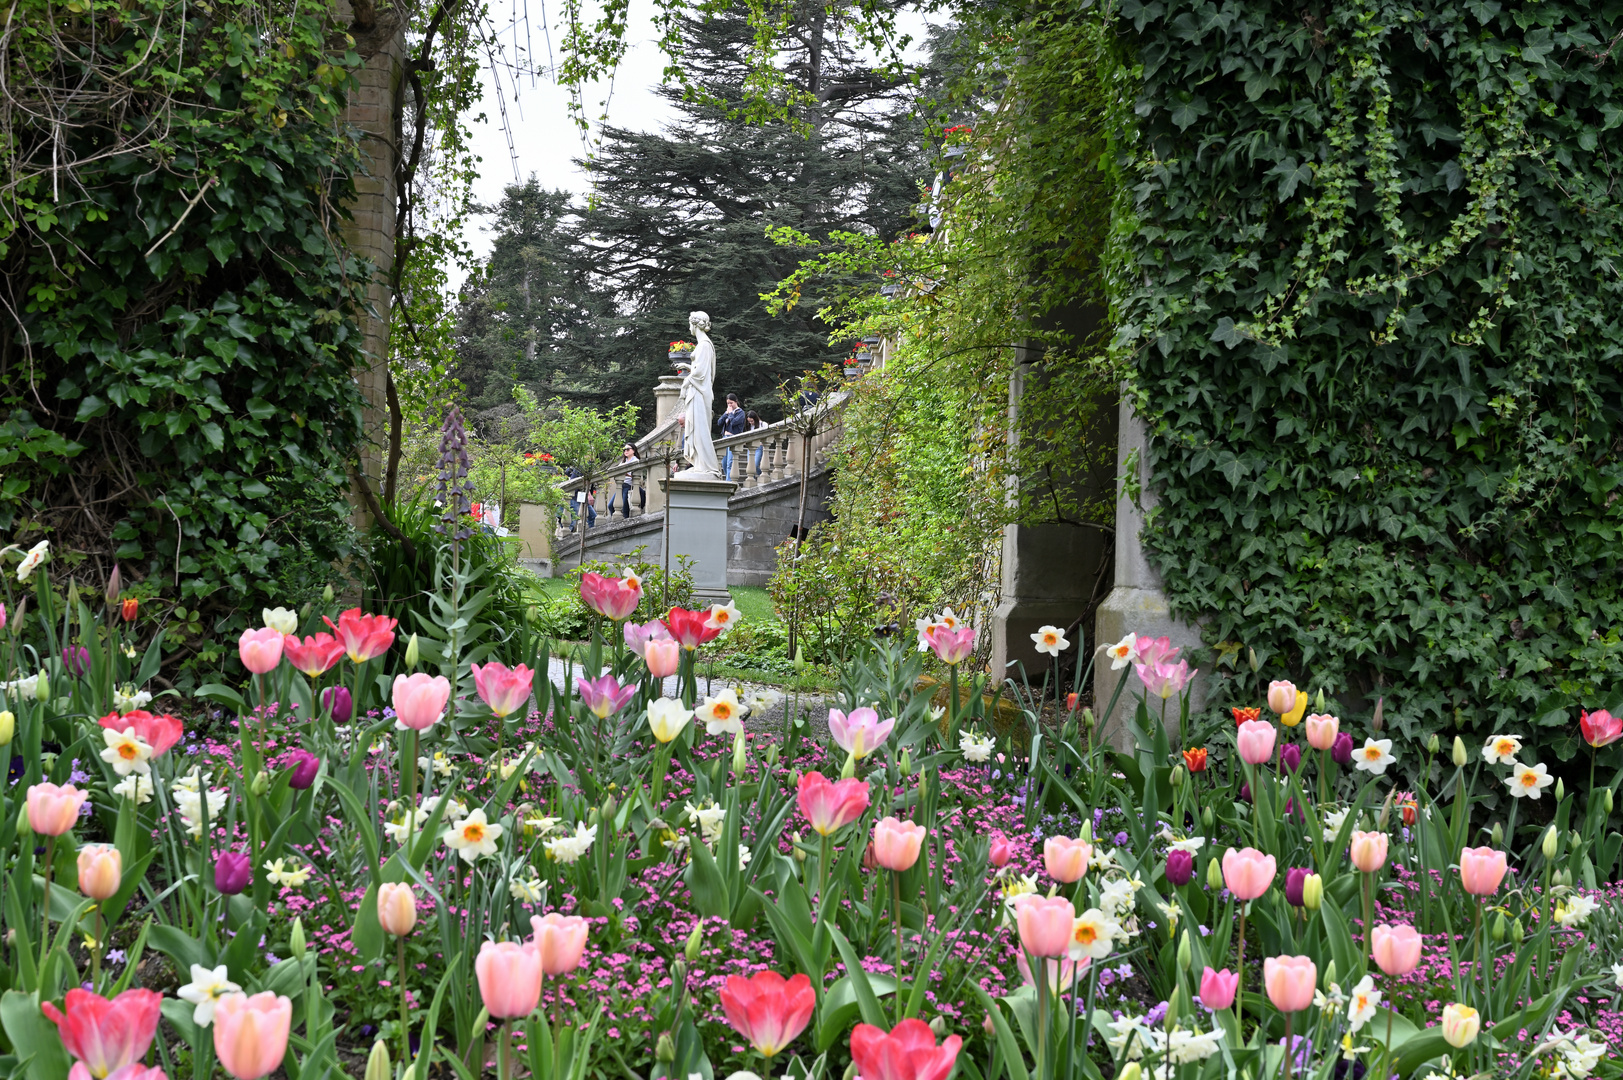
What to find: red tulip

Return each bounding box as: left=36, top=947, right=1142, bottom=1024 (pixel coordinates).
left=322, top=609, right=397, bottom=664
left=472, top=661, right=535, bottom=718
left=662, top=606, right=722, bottom=651
left=281, top=633, right=346, bottom=678
left=1581, top=709, right=1622, bottom=748
left=97, top=710, right=184, bottom=757
left=719, top=971, right=815, bottom=1058
left=850, top=1018, right=962, bottom=1080
left=42, top=988, right=162, bottom=1079
left=797, top=771, right=870, bottom=836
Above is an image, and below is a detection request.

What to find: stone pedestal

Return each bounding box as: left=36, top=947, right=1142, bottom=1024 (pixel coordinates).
left=1093, top=395, right=1204, bottom=748
left=662, top=475, right=737, bottom=604
left=654, top=375, right=685, bottom=428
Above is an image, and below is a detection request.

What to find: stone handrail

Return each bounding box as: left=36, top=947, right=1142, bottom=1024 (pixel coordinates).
left=554, top=394, right=846, bottom=527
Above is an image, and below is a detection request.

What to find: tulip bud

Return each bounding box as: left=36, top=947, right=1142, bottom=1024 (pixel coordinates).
left=840, top=751, right=857, bottom=780
left=1081, top=707, right=1096, bottom=731
left=1453, top=736, right=1468, bottom=767
left=1511, top=917, right=1524, bottom=945
left=899, top=748, right=912, bottom=777
left=928, top=1017, right=947, bottom=1037
left=322, top=584, right=334, bottom=603
left=1427, top=733, right=1439, bottom=754
left=1202, top=806, right=1214, bottom=832
left=843, top=1062, right=860, bottom=1080
left=792, top=831, right=808, bottom=863
left=602, top=794, right=617, bottom=823
left=765, top=743, right=780, bottom=769
left=1247, top=647, right=1259, bottom=673
left=1492, top=912, right=1506, bottom=942
left=1206, top=857, right=1225, bottom=891
left=1371, top=696, right=1384, bottom=733
left=1543, top=825, right=1559, bottom=860
left=1491, top=821, right=1504, bottom=847
left=1556, top=778, right=1565, bottom=803
left=1080, top=818, right=1093, bottom=843
left=0, top=711, right=14, bottom=747
left=732, top=731, right=747, bottom=775
left=1302, top=873, right=1323, bottom=911
left=1324, top=960, right=1337, bottom=989
left=300, top=601, right=314, bottom=622
left=365, top=1040, right=390, bottom=1080
left=670, top=959, right=686, bottom=988
left=789, top=768, right=802, bottom=789
left=1176, top=930, right=1191, bottom=972
left=34, top=672, right=47, bottom=702
left=290, top=917, right=307, bottom=960
left=1119, top=1064, right=1143, bottom=1080
left=1164, top=986, right=1182, bottom=1029
left=655, top=1032, right=676, bottom=1063
left=105, top=565, right=121, bottom=608
left=251, top=770, right=270, bottom=796
left=793, top=648, right=808, bottom=672
left=1609, top=788, right=1616, bottom=815
left=685, top=921, right=703, bottom=961
left=404, top=633, right=420, bottom=669
left=1314, top=687, right=1326, bottom=712
left=1170, top=765, right=1185, bottom=789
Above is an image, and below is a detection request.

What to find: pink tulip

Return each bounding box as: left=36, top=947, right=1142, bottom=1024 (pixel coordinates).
left=476, top=940, right=544, bottom=1018
left=797, top=772, right=871, bottom=836
left=989, top=835, right=1012, bottom=868
left=1043, top=836, right=1091, bottom=883
left=1136, top=635, right=1178, bottom=666
left=1236, top=719, right=1277, bottom=765
left=1372, top=923, right=1422, bottom=976
left=1198, top=967, right=1238, bottom=1010
left=1220, top=847, right=1277, bottom=900
left=1304, top=713, right=1339, bottom=751
left=1350, top=830, right=1388, bottom=873
left=211, top=992, right=292, bottom=1080
left=42, top=989, right=162, bottom=1078
left=1136, top=659, right=1197, bottom=699
left=72, top=1065, right=166, bottom=1080
left=237, top=628, right=283, bottom=675
left=1267, top=680, right=1298, bottom=716
left=471, top=661, right=534, bottom=718
left=377, top=883, right=418, bottom=937
left=873, top=816, right=925, bottom=872
left=27, top=782, right=88, bottom=836
left=390, top=673, right=450, bottom=731
left=623, top=620, right=672, bottom=657
left=1263, top=955, right=1316, bottom=1012
left=719, top=971, right=816, bottom=1058
left=645, top=638, right=681, bottom=679
left=579, top=571, right=640, bottom=620
left=77, top=845, right=122, bottom=900
left=925, top=624, right=974, bottom=665
left=1459, top=846, right=1509, bottom=896
left=850, top=1019, right=962, bottom=1080
left=828, top=707, right=896, bottom=760
left=1581, top=709, right=1623, bottom=749
left=574, top=673, right=637, bottom=719
left=529, top=913, right=589, bottom=975
left=1012, top=894, right=1075, bottom=958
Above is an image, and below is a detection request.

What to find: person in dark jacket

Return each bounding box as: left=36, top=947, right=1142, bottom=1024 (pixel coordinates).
left=717, top=394, right=749, bottom=477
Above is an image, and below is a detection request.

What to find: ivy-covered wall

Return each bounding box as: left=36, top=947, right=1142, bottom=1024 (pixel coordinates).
left=0, top=0, right=369, bottom=669
left=1116, top=0, right=1623, bottom=762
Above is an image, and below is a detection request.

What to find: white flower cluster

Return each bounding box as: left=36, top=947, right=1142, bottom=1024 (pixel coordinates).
left=172, top=770, right=228, bottom=838
left=545, top=822, right=598, bottom=864
left=112, top=686, right=153, bottom=712
left=2, top=674, right=43, bottom=701
left=1537, top=1029, right=1606, bottom=1078
left=1104, top=1015, right=1221, bottom=1071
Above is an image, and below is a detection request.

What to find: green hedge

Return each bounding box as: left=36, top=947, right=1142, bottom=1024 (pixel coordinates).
left=1116, top=0, right=1623, bottom=761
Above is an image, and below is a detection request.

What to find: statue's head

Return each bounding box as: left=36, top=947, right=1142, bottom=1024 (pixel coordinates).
left=689, top=311, right=711, bottom=333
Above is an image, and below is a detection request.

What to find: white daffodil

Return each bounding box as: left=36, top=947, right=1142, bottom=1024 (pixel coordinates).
left=1539, top=1030, right=1605, bottom=1078
left=263, top=859, right=311, bottom=888
left=685, top=801, right=726, bottom=844
left=1314, top=982, right=1346, bottom=1015
left=1482, top=733, right=1523, bottom=766
left=1346, top=975, right=1381, bottom=1032
left=737, top=844, right=752, bottom=868
left=112, top=773, right=154, bottom=804
left=913, top=616, right=943, bottom=652
left=16, top=540, right=49, bottom=582
left=1030, top=625, right=1071, bottom=657
left=695, top=688, right=745, bottom=736
left=1507, top=761, right=1555, bottom=799
left=1162, top=832, right=1206, bottom=853
left=1322, top=807, right=1349, bottom=843
left=1103, top=633, right=1139, bottom=670
left=384, top=808, right=428, bottom=844
left=261, top=607, right=298, bottom=635
left=420, top=795, right=468, bottom=823
left=1554, top=894, right=1598, bottom=928
left=417, top=751, right=454, bottom=777
left=1099, top=877, right=1138, bottom=918
left=524, top=814, right=562, bottom=837
left=1611, top=961, right=1623, bottom=988
left=960, top=730, right=995, bottom=762
left=177, top=963, right=241, bottom=1027
left=705, top=601, right=742, bottom=631
left=509, top=876, right=544, bottom=903
left=100, top=726, right=154, bottom=777
left=1352, top=737, right=1396, bottom=775
left=443, top=808, right=504, bottom=863
left=1164, top=1026, right=1223, bottom=1065
left=545, top=822, right=598, bottom=864
left=112, top=686, right=153, bottom=712
left=1104, top=1014, right=1163, bottom=1061
left=1067, top=907, right=1120, bottom=961
left=647, top=697, right=693, bottom=743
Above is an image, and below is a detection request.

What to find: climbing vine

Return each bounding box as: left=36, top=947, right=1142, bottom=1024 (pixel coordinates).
left=1116, top=0, right=1623, bottom=766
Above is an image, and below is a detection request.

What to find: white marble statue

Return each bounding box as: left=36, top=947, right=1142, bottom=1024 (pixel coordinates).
left=674, top=311, right=722, bottom=477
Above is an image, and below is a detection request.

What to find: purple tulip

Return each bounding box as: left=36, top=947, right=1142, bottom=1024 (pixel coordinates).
left=1284, top=866, right=1310, bottom=907
left=1239, top=783, right=1252, bottom=804
left=1166, top=849, right=1194, bottom=887
left=1278, top=743, right=1302, bottom=773
left=1331, top=731, right=1355, bottom=767
left=214, top=851, right=252, bottom=895
left=62, top=645, right=90, bottom=677
left=322, top=685, right=353, bottom=725
left=287, top=749, right=320, bottom=790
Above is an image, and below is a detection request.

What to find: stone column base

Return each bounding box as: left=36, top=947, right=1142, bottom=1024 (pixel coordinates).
left=662, top=475, right=737, bottom=604
left=1093, top=584, right=1204, bottom=750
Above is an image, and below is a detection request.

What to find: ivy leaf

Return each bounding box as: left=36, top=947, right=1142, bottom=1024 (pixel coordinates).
left=1267, top=158, right=1313, bottom=201
left=1168, top=95, right=1208, bottom=132
left=1211, top=318, right=1245, bottom=349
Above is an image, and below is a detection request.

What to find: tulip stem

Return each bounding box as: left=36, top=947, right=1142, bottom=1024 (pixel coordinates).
left=818, top=833, right=830, bottom=910
left=39, top=835, right=54, bottom=971
left=1280, top=1011, right=1293, bottom=1080
left=91, top=906, right=101, bottom=991
left=1033, top=956, right=1048, bottom=1080
left=402, top=729, right=419, bottom=844
left=497, top=1018, right=512, bottom=1080
left=892, top=869, right=904, bottom=1024
left=1235, top=904, right=1246, bottom=1032
left=398, top=935, right=412, bottom=1077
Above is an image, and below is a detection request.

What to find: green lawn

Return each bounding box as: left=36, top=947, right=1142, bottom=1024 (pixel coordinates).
left=529, top=575, right=777, bottom=620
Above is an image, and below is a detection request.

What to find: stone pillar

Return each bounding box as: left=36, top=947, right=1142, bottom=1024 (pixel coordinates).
left=662, top=475, right=736, bottom=604
left=339, top=5, right=407, bottom=522
left=654, top=374, right=684, bottom=428
left=1092, top=394, right=1205, bottom=747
